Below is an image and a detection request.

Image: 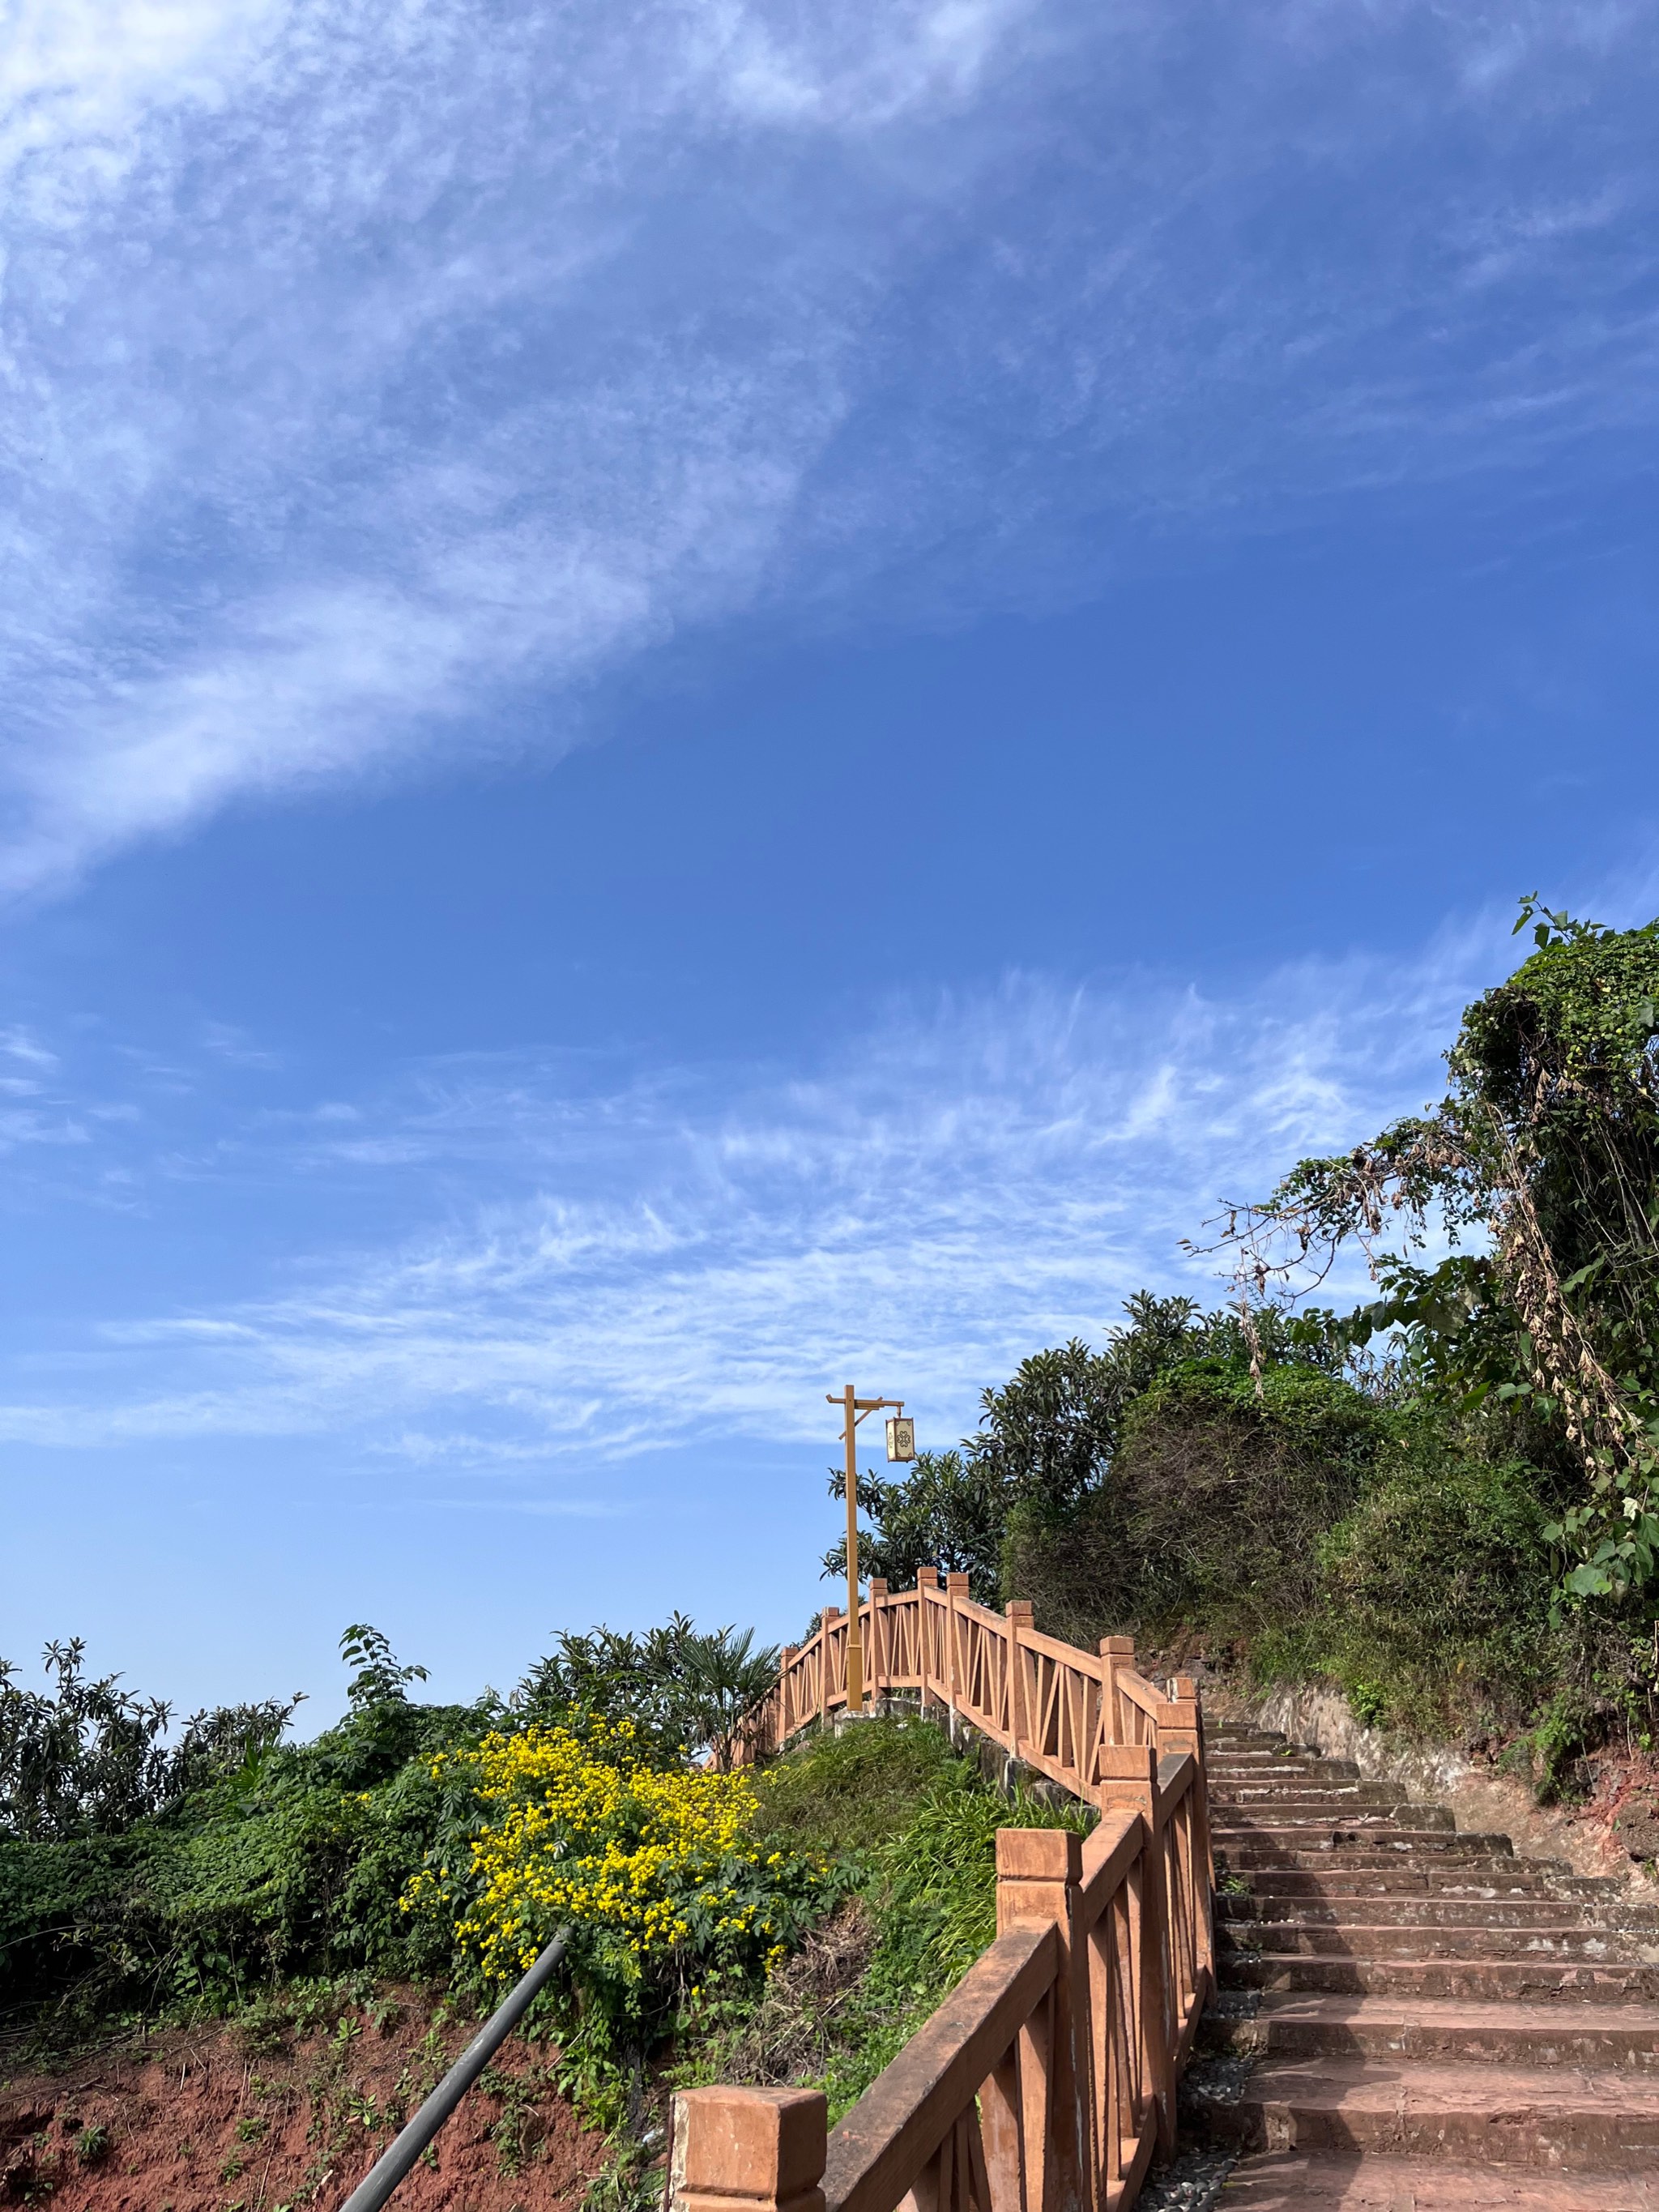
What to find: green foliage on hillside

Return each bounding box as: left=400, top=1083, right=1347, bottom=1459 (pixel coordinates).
left=725, top=1716, right=1091, bottom=2118
left=842, top=904, right=1659, bottom=1771
left=0, top=1623, right=1081, bottom=2175
left=0, top=1619, right=785, bottom=2060
left=1004, top=1357, right=1380, bottom=1649
left=823, top=1295, right=1341, bottom=1597
left=1213, top=900, right=1659, bottom=1600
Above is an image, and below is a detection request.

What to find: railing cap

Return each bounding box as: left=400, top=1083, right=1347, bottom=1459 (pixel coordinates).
left=995, top=1826, right=1081, bottom=1881
left=674, top=2086, right=827, bottom=2201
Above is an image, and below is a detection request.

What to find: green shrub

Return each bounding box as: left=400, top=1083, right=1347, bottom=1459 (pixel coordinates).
left=751, top=1717, right=965, bottom=1860
left=1006, top=1357, right=1380, bottom=1646
left=1318, top=1428, right=1559, bottom=1735
left=821, top=1763, right=1090, bottom=2116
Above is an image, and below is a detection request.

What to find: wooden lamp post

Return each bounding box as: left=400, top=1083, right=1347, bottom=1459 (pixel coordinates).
left=829, top=1384, right=915, bottom=1712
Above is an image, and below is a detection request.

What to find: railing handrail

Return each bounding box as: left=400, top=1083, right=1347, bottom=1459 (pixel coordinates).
left=822, top=1919, right=1058, bottom=2212
left=337, top=1928, right=569, bottom=2212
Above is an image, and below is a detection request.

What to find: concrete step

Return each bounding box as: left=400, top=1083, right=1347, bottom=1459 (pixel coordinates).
left=1210, top=2150, right=1659, bottom=2206
left=1219, top=1894, right=1659, bottom=1933
left=1219, top=1922, right=1657, bottom=1962
left=1194, top=2055, right=1659, bottom=2171
left=1219, top=1953, right=1659, bottom=2003
left=1204, top=1994, right=1659, bottom=2070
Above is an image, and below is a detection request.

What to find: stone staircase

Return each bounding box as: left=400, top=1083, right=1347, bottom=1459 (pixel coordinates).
left=1191, top=1723, right=1659, bottom=2207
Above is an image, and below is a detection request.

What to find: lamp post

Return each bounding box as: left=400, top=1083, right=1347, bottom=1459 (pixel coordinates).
left=829, top=1384, right=915, bottom=1712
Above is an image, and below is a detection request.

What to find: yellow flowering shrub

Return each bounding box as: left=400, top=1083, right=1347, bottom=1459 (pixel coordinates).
left=403, top=1718, right=831, bottom=2070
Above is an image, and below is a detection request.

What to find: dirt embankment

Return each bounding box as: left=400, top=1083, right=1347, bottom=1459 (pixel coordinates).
left=0, top=1993, right=606, bottom=2212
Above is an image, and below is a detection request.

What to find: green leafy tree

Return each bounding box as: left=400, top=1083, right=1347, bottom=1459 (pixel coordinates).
left=823, top=1294, right=1277, bottom=1600
left=514, top=1615, right=778, bottom=1766
left=1207, top=899, right=1659, bottom=1599
left=0, top=1639, right=301, bottom=1843
left=821, top=1450, right=1006, bottom=1592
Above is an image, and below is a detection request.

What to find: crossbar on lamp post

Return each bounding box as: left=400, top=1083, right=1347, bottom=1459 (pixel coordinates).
left=829, top=1384, right=908, bottom=1713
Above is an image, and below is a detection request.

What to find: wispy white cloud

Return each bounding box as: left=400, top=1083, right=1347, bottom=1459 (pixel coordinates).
left=0, top=909, right=1507, bottom=1464
left=2, top=1, right=1657, bottom=890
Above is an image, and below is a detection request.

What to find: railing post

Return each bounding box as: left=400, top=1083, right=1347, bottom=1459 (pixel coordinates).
left=1005, top=1599, right=1034, bottom=1766
left=916, top=1567, right=940, bottom=1711
left=945, top=1571, right=969, bottom=1721
left=777, top=1648, right=796, bottom=1751
left=996, top=1829, right=1086, bottom=2212
left=1098, top=1638, right=1135, bottom=1757
left=919, top=1568, right=940, bottom=1715
left=820, top=1608, right=838, bottom=1728
left=1097, top=1744, right=1176, bottom=2157
left=1160, top=1676, right=1215, bottom=1984
left=868, top=1578, right=888, bottom=1705
left=671, top=2086, right=826, bottom=2212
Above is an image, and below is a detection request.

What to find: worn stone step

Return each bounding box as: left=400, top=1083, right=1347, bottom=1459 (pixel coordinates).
left=1221, top=1770, right=1406, bottom=1787
left=1211, top=1761, right=1361, bottom=1780
left=1210, top=1766, right=1335, bottom=1783
left=1214, top=1790, right=1419, bottom=1814
left=1210, top=1749, right=1360, bottom=1766
left=1195, top=2055, right=1659, bottom=2171
left=1211, top=2150, right=1659, bottom=2206
left=1203, top=1994, right=1659, bottom=2070
left=1235, top=1870, right=1615, bottom=1900
left=1218, top=1838, right=1469, bottom=1862
left=1219, top=1953, right=1659, bottom=2003
left=1218, top=1838, right=1515, bottom=1868
left=1217, top=1807, right=1458, bottom=1829
left=1218, top=1894, right=1659, bottom=1933
left=1221, top=1804, right=1433, bottom=1822
left=1220, top=1921, right=1655, bottom=1962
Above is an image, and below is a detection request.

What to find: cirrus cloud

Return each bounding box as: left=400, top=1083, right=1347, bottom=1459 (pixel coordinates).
left=4, top=0, right=1659, bottom=891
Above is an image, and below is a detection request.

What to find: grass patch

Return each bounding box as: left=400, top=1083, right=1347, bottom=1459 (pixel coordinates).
left=702, top=1715, right=1094, bottom=2117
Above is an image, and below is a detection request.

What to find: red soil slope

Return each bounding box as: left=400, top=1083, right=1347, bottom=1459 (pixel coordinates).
left=0, top=1995, right=607, bottom=2212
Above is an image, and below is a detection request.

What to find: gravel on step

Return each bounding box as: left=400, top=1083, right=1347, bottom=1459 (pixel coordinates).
left=1205, top=1988, right=1261, bottom=2021
left=1134, top=2146, right=1236, bottom=2211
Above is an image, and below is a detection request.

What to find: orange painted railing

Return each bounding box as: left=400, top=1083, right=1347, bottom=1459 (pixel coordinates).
left=741, top=1569, right=1205, bottom=1800
left=687, top=1574, right=1214, bottom=2212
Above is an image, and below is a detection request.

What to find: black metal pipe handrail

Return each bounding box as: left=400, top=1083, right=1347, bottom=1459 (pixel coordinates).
left=338, top=1928, right=570, bottom=2212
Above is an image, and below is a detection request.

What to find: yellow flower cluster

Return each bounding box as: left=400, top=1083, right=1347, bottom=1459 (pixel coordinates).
left=405, top=1719, right=774, bottom=1987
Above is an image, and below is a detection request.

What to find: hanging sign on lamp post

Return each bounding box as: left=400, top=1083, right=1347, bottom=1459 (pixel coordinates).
left=829, top=1384, right=912, bottom=1714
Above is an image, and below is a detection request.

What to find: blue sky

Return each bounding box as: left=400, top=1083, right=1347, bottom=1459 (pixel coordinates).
left=3, top=0, right=1659, bottom=1719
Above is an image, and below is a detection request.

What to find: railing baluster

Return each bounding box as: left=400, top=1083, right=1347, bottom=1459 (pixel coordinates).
left=1004, top=1600, right=1032, bottom=1766
left=979, top=2048, right=1023, bottom=2212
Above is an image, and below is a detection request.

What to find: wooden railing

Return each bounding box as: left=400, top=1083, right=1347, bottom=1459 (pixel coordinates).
left=685, top=1574, right=1214, bottom=2212
left=741, top=1569, right=1205, bottom=1804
